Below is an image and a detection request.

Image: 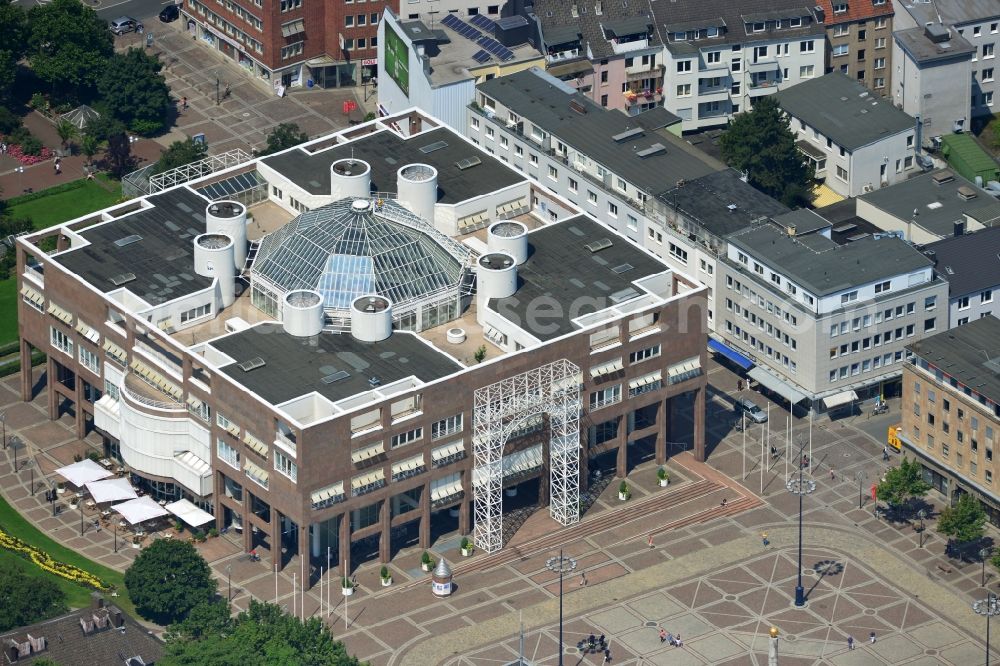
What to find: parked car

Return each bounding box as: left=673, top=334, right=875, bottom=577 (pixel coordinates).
left=159, top=4, right=180, bottom=22
left=734, top=398, right=768, bottom=423
left=109, top=16, right=140, bottom=34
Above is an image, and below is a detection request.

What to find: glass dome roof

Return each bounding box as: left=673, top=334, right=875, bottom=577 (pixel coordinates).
left=252, top=198, right=467, bottom=310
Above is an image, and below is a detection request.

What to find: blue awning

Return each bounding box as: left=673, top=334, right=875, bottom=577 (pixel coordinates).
left=708, top=339, right=754, bottom=370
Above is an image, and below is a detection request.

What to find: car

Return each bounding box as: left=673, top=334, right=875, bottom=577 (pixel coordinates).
left=159, top=4, right=180, bottom=22
left=109, top=16, right=139, bottom=34
left=734, top=398, right=768, bottom=423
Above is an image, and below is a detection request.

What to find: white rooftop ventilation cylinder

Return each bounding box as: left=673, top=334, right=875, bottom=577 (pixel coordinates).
left=487, top=221, right=529, bottom=265
left=396, top=164, right=438, bottom=224
left=205, top=201, right=247, bottom=270
left=331, top=159, right=372, bottom=200
left=282, top=290, right=325, bottom=337
left=193, top=234, right=236, bottom=309
left=476, top=252, right=517, bottom=322
left=350, top=295, right=393, bottom=343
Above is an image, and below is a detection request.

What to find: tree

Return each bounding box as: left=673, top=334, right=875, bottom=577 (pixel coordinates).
left=124, top=539, right=217, bottom=626
left=162, top=601, right=363, bottom=666
left=26, top=0, right=113, bottom=98
left=937, top=493, right=987, bottom=545
left=0, top=563, right=67, bottom=631
left=719, top=96, right=815, bottom=207
left=152, top=138, right=208, bottom=175
left=0, top=0, right=27, bottom=101
left=80, top=132, right=99, bottom=166
left=104, top=131, right=136, bottom=179
left=875, top=457, right=931, bottom=509
left=84, top=114, right=126, bottom=143
left=165, top=601, right=232, bottom=642
left=55, top=118, right=77, bottom=151
left=97, top=49, right=171, bottom=136
left=257, top=123, right=308, bottom=156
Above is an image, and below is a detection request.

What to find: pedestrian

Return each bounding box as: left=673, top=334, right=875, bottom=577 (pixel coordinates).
left=588, top=633, right=596, bottom=652
left=761, top=532, right=769, bottom=547
left=869, top=632, right=876, bottom=643
left=598, top=634, right=606, bottom=649
left=647, top=534, right=654, bottom=548
left=181, top=96, right=188, bottom=110
left=603, top=647, right=611, bottom=663
left=675, top=634, right=682, bottom=647
left=54, top=158, right=61, bottom=175
left=737, top=379, right=744, bottom=392
left=579, top=572, right=588, bottom=586
left=830, top=468, right=835, bottom=481
left=720, top=498, right=727, bottom=508
left=659, top=628, right=667, bottom=643
left=847, top=635, right=854, bottom=650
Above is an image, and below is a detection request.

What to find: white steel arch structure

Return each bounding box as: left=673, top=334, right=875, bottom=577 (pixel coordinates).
left=473, top=359, right=582, bottom=554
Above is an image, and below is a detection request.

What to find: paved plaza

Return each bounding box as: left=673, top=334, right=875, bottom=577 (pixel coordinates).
left=0, top=359, right=997, bottom=664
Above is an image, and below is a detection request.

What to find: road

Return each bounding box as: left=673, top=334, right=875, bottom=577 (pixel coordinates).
left=13, top=0, right=178, bottom=23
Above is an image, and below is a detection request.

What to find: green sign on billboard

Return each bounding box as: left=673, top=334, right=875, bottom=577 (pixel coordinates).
left=384, top=22, right=410, bottom=96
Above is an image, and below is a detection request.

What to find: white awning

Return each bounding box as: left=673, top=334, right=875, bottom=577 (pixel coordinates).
left=496, top=197, right=528, bottom=214
left=628, top=370, right=662, bottom=390
left=186, top=395, right=203, bottom=410
left=85, top=477, right=137, bottom=504
left=311, top=482, right=345, bottom=506
left=102, top=339, right=127, bottom=361
left=430, top=473, right=463, bottom=501
left=822, top=390, right=859, bottom=410
left=243, top=432, right=269, bottom=457
left=351, top=441, right=385, bottom=464
left=55, top=459, right=114, bottom=487
left=590, top=358, right=624, bottom=378
left=175, top=451, right=211, bottom=477
left=432, top=440, right=465, bottom=462
left=114, top=496, right=169, bottom=525
left=351, top=468, right=385, bottom=490
left=748, top=366, right=808, bottom=405
left=20, top=285, right=43, bottom=307
left=46, top=302, right=73, bottom=325
left=243, top=459, right=269, bottom=486
left=668, top=356, right=701, bottom=379
left=392, top=453, right=425, bottom=476
left=75, top=320, right=100, bottom=343
left=164, top=498, right=214, bottom=527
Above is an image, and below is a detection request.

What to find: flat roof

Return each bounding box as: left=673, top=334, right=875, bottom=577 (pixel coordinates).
left=894, top=27, right=975, bottom=65
left=925, top=225, right=1000, bottom=297
left=859, top=169, right=1000, bottom=237
left=907, top=316, right=1000, bottom=407
left=262, top=127, right=524, bottom=204
left=729, top=223, right=932, bottom=296
left=55, top=188, right=214, bottom=306
left=490, top=215, right=669, bottom=340
left=656, top=169, right=790, bottom=239
left=478, top=69, right=719, bottom=197
left=209, top=323, right=463, bottom=405
left=775, top=73, right=915, bottom=151
left=772, top=208, right=832, bottom=236
left=898, top=0, right=1000, bottom=27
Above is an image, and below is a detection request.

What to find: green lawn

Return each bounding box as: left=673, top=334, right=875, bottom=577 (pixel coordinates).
left=7, top=176, right=122, bottom=230
left=0, top=493, right=134, bottom=616
left=0, top=277, right=16, bottom=345
left=0, top=547, right=94, bottom=609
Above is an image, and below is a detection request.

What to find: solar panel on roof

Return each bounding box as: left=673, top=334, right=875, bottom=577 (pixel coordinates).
left=472, top=49, right=492, bottom=64
left=470, top=14, right=496, bottom=30
left=237, top=357, right=266, bottom=372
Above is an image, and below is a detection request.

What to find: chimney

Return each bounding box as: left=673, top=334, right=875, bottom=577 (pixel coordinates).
left=111, top=609, right=124, bottom=628
left=91, top=593, right=105, bottom=610
left=571, top=2, right=578, bottom=17
left=954, top=220, right=966, bottom=237
left=6, top=641, right=18, bottom=663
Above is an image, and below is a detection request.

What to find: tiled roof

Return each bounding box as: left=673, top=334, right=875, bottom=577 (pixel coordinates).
left=533, top=0, right=661, bottom=60
left=814, top=0, right=894, bottom=26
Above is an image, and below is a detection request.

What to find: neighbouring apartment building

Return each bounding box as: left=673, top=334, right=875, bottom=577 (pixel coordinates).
left=776, top=72, right=917, bottom=198
left=815, top=0, right=894, bottom=95
left=894, top=0, right=1000, bottom=121
left=180, top=0, right=392, bottom=90
left=900, top=316, right=1000, bottom=526
left=14, top=109, right=708, bottom=585
left=923, top=225, right=1000, bottom=327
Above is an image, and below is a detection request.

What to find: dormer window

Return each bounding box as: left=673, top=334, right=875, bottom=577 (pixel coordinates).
left=750, top=22, right=765, bottom=33
left=790, top=17, right=802, bottom=27
left=833, top=3, right=848, bottom=13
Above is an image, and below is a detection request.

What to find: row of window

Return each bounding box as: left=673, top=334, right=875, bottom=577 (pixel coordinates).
left=725, top=321, right=798, bottom=374
left=830, top=326, right=915, bottom=358
left=725, top=300, right=798, bottom=349
left=725, top=275, right=802, bottom=325
left=830, top=300, right=925, bottom=336
left=213, top=0, right=262, bottom=31
left=913, top=358, right=1000, bottom=418
left=188, top=0, right=264, bottom=54
left=344, top=12, right=380, bottom=27
left=829, top=352, right=905, bottom=383
left=958, top=290, right=994, bottom=310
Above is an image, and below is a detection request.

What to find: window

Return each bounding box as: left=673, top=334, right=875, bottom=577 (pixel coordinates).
left=356, top=14, right=366, bottom=25
left=345, top=15, right=353, bottom=26
left=707, top=51, right=720, bottom=64
left=800, top=40, right=814, bottom=53
left=280, top=0, right=301, bottom=10
left=79, top=346, right=100, bottom=374
left=833, top=44, right=848, bottom=57
left=676, top=83, right=691, bottom=97
left=668, top=243, right=688, bottom=263
left=50, top=327, right=72, bottom=356
left=514, top=145, right=523, bottom=156
left=982, top=289, right=994, bottom=303
left=985, top=68, right=995, bottom=82
left=876, top=37, right=886, bottom=49
left=841, top=290, right=858, bottom=305
left=589, top=385, right=622, bottom=410
left=608, top=202, right=618, bottom=217
left=958, top=296, right=970, bottom=310
left=600, top=95, right=608, bottom=107
left=180, top=304, right=211, bottom=323
left=587, top=190, right=598, bottom=205
left=568, top=178, right=578, bottom=193
left=800, top=65, right=815, bottom=78
left=432, top=414, right=463, bottom=440
left=600, top=70, right=608, bottom=83
left=529, top=153, right=538, bottom=166
left=357, top=37, right=366, bottom=49
left=836, top=165, right=848, bottom=181
left=217, top=439, right=240, bottom=469
left=281, top=41, right=303, bottom=59
left=833, top=25, right=849, bottom=37
left=833, top=2, right=847, bottom=11
left=958, top=317, right=969, bottom=326
left=391, top=427, right=423, bottom=449
left=985, top=44, right=995, bottom=59
left=274, top=449, right=298, bottom=482
left=548, top=165, right=558, bottom=180
left=924, top=317, right=936, bottom=332
left=874, top=280, right=891, bottom=294
left=626, top=215, right=638, bottom=232
left=986, top=92, right=995, bottom=107
left=629, top=344, right=661, bottom=364
left=677, top=60, right=692, bottom=73
left=874, top=57, right=885, bottom=69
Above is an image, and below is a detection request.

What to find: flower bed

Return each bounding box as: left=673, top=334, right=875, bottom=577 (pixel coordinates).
left=5, top=143, right=54, bottom=166
left=0, top=527, right=110, bottom=590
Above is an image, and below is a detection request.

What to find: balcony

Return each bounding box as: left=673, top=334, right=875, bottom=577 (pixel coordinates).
left=748, top=79, right=780, bottom=97
left=121, top=373, right=185, bottom=413
left=610, top=37, right=650, bottom=55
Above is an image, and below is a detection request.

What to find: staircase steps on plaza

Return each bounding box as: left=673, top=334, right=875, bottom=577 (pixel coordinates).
left=647, top=493, right=762, bottom=538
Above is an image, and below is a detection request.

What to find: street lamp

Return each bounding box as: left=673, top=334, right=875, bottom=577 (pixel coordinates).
left=49, top=483, right=56, bottom=517
left=1, top=411, right=6, bottom=449
left=786, top=441, right=816, bottom=608
left=981, top=547, right=992, bottom=588
left=545, top=550, right=577, bottom=666
left=80, top=499, right=84, bottom=536
left=27, top=461, right=34, bottom=496
left=972, top=593, right=1000, bottom=666
left=917, top=509, right=927, bottom=548
left=10, top=435, right=21, bottom=471
left=113, top=518, right=118, bottom=553
left=226, top=564, right=232, bottom=602
left=15, top=166, right=24, bottom=193
left=855, top=469, right=867, bottom=510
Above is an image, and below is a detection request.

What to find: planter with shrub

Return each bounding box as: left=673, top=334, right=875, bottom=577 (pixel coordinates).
left=460, top=537, right=473, bottom=557
left=380, top=565, right=392, bottom=587
left=657, top=467, right=669, bottom=487
left=421, top=551, right=434, bottom=572
left=618, top=481, right=631, bottom=501
left=342, top=576, right=354, bottom=596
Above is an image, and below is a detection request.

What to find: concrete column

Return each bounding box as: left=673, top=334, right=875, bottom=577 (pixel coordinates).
left=310, top=524, right=320, bottom=558
left=379, top=499, right=391, bottom=563
left=271, top=509, right=282, bottom=570
left=46, top=358, right=57, bottom=420
left=419, top=481, right=431, bottom=549
left=20, top=340, right=32, bottom=402
left=214, top=473, right=224, bottom=533
left=458, top=497, right=471, bottom=535
left=693, top=387, right=706, bottom=462
left=539, top=441, right=550, bottom=507
left=579, top=449, right=590, bottom=493
left=340, top=511, right=352, bottom=575
left=298, top=522, right=310, bottom=590
left=74, top=375, right=85, bottom=439
left=615, top=415, right=628, bottom=478
left=655, top=399, right=668, bottom=465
